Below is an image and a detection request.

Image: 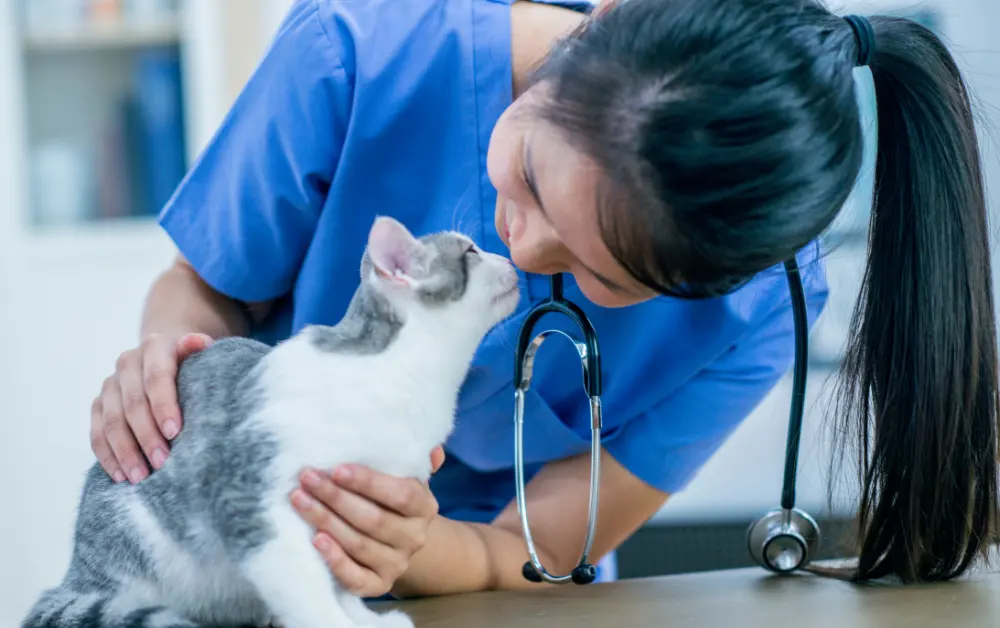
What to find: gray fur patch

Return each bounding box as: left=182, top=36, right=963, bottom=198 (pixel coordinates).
left=311, top=231, right=475, bottom=354
left=22, top=336, right=277, bottom=628
left=415, top=233, right=474, bottom=306
left=309, top=287, right=403, bottom=355
left=155, top=336, right=279, bottom=557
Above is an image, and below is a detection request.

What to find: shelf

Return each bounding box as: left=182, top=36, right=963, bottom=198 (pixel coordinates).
left=22, top=18, right=180, bottom=53
left=15, top=216, right=178, bottom=269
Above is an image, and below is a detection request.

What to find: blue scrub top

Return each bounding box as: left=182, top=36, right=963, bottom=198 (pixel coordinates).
left=159, top=0, right=828, bottom=575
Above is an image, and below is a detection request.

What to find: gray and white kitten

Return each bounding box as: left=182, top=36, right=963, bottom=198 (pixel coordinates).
left=21, top=216, right=521, bottom=628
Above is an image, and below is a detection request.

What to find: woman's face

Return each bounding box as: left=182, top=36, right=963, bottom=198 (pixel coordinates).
left=487, top=86, right=657, bottom=308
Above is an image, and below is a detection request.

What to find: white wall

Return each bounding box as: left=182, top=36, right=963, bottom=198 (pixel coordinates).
left=1, top=0, right=999, bottom=624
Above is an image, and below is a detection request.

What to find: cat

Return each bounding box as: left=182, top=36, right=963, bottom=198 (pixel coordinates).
left=21, top=216, right=522, bottom=628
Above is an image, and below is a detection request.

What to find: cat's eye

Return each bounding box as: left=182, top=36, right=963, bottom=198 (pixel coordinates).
left=465, top=245, right=478, bottom=255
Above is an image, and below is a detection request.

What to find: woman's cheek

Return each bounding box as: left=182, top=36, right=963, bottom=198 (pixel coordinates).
left=494, top=196, right=510, bottom=247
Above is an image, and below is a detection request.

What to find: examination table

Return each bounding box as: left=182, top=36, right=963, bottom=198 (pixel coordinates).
left=375, top=565, right=1000, bottom=627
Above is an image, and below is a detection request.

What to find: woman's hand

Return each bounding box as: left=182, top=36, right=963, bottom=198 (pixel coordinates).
left=90, top=332, right=213, bottom=484
left=290, top=447, right=446, bottom=598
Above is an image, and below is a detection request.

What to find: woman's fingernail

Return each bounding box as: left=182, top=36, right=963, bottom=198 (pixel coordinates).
left=113, top=470, right=127, bottom=483
left=151, top=448, right=167, bottom=469
left=334, top=466, right=353, bottom=481
left=302, top=470, right=324, bottom=489
left=128, top=467, right=147, bottom=484
left=291, top=489, right=316, bottom=510
left=314, top=534, right=332, bottom=552
left=162, top=420, right=179, bottom=440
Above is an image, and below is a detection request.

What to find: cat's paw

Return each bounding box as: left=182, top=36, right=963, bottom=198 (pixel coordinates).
left=375, top=609, right=415, bottom=628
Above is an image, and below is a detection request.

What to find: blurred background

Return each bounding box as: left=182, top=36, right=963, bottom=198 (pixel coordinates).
left=0, top=0, right=998, bottom=624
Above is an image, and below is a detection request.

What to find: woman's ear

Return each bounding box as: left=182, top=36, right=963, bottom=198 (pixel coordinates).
left=366, top=216, right=429, bottom=288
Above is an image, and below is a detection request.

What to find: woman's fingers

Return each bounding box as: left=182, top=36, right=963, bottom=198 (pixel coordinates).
left=330, top=464, right=438, bottom=520
left=100, top=374, right=149, bottom=484
left=176, top=332, right=213, bottom=357
left=290, top=487, right=404, bottom=596
left=290, top=460, right=441, bottom=596
left=138, top=334, right=183, bottom=442
left=311, top=532, right=384, bottom=597
left=90, top=396, right=126, bottom=483
left=117, top=349, right=170, bottom=473
left=299, top=470, right=417, bottom=553
left=88, top=332, right=206, bottom=484
left=431, top=446, right=446, bottom=474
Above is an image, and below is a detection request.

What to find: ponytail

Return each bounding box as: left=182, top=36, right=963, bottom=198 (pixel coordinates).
left=829, top=15, right=1000, bottom=583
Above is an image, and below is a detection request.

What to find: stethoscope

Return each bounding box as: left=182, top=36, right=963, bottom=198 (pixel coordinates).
left=513, top=260, right=820, bottom=585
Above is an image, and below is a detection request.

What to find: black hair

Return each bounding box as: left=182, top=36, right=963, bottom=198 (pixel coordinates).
left=531, top=0, right=999, bottom=583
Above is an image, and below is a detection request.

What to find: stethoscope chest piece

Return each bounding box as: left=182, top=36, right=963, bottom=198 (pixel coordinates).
left=747, top=508, right=821, bottom=574
left=745, top=258, right=822, bottom=576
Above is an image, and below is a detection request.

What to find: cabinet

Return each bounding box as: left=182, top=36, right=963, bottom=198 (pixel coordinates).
left=0, top=2, right=283, bottom=624
left=19, top=0, right=187, bottom=229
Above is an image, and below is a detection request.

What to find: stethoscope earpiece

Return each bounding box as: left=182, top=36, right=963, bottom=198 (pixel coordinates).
left=522, top=561, right=598, bottom=585
left=522, top=562, right=543, bottom=583
left=571, top=563, right=598, bottom=585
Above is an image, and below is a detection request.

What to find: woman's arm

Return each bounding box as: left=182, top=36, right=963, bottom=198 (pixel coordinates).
left=291, top=448, right=668, bottom=599
left=396, top=449, right=669, bottom=597
left=140, top=254, right=273, bottom=342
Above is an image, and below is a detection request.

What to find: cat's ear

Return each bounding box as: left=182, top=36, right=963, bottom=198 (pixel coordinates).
left=366, top=216, right=429, bottom=288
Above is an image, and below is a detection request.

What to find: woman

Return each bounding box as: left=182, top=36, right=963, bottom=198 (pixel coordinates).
left=88, top=0, right=999, bottom=598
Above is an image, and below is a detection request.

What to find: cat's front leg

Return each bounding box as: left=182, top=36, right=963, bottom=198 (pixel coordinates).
left=241, top=510, right=358, bottom=628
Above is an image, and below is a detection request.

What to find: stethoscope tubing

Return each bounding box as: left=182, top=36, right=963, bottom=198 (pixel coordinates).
left=514, top=274, right=603, bottom=584
left=514, top=259, right=816, bottom=583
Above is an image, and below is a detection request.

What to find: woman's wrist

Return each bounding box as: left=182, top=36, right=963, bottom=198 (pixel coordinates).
left=390, top=515, right=477, bottom=599
left=389, top=514, right=554, bottom=599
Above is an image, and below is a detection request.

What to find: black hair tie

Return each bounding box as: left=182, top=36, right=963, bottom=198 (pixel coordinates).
left=843, top=15, right=875, bottom=67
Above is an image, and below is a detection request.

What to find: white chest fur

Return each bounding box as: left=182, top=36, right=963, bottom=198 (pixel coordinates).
left=250, top=331, right=464, bottom=492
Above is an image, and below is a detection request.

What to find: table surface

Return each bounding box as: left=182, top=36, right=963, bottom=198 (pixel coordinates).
left=374, top=566, right=1000, bottom=627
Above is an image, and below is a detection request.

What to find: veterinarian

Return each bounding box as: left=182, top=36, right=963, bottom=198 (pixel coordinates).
left=88, top=0, right=999, bottom=597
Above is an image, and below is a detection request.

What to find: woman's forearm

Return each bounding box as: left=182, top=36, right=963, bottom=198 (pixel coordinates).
left=390, top=515, right=558, bottom=599
left=140, top=255, right=269, bottom=341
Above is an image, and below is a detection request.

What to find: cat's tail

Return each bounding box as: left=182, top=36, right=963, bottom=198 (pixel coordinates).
left=21, top=586, right=202, bottom=628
